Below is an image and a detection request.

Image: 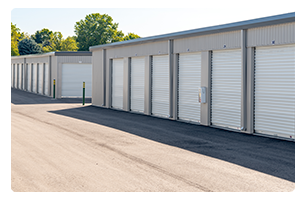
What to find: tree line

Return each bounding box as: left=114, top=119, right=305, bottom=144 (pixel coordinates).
left=11, top=13, right=140, bottom=56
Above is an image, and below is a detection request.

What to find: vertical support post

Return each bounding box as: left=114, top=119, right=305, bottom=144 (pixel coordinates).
left=53, top=79, right=56, bottom=99
left=83, top=81, right=85, bottom=105
left=241, top=29, right=247, bottom=131
left=168, top=39, right=174, bottom=118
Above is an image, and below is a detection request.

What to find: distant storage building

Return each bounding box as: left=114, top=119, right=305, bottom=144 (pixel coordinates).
left=89, top=12, right=295, bottom=140
left=11, top=51, right=92, bottom=98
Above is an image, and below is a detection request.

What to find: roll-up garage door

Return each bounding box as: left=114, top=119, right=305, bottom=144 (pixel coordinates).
left=254, top=44, right=295, bottom=139
left=38, top=63, right=44, bottom=95
left=112, top=59, right=124, bottom=109
left=14, top=64, right=17, bottom=88
left=131, top=57, right=145, bottom=112
left=32, top=63, right=37, bottom=93
left=18, top=64, right=22, bottom=89
left=211, top=49, right=242, bottom=130
left=62, top=63, right=92, bottom=97
left=44, top=63, right=49, bottom=96
left=11, top=64, right=13, bottom=87
left=152, top=55, right=169, bottom=117
left=178, top=52, right=201, bottom=123
left=27, top=64, right=32, bottom=92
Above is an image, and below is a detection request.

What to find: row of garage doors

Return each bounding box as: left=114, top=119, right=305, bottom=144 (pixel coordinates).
left=111, top=44, right=294, bottom=138
left=11, top=63, right=50, bottom=96
left=11, top=63, right=92, bottom=98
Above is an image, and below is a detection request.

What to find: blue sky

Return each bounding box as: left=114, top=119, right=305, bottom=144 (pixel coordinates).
left=11, top=7, right=295, bottom=39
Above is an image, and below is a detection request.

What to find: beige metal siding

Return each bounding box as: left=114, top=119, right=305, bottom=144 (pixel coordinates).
left=247, top=22, right=295, bottom=47
left=107, top=41, right=168, bottom=58
left=174, top=31, right=241, bottom=53
left=92, top=50, right=103, bottom=106
left=57, top=56, right=92, bottom=64
left=26, top=56, right=49, bottom=63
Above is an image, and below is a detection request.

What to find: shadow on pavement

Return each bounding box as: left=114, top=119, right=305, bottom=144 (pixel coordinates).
left=11, top=88, right=91, bottom=105
left=49, top=105, right=295, bottom=183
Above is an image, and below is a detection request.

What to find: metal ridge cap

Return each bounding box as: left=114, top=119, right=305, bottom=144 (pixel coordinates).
left=89, top=12, right=295, bottom=51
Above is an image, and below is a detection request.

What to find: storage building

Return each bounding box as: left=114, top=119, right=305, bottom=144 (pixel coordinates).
left=11, top=51, right=92, bottom=98
left=89, top=12, right=295, bottom=141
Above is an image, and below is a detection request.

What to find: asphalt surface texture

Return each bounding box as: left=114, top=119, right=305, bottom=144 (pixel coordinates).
left=11, top=88, right=295, bottom=192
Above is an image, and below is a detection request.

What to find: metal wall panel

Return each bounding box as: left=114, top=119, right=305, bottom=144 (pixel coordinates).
left=178, top=52, right=201, bottom=122
left=32, top=63, right=37, bottom=93
left=26, top=56, right=49, bottom=63
left=57, top=56, right=92, bottom=64
left=211, top=49, right=242, bottom=130
left=112, top=59, right=124, bottom=109
left=247, top=22, right=295, bottom=47
left=107, top=41, right=168, bottom=58
left=152, top=55, right=169, bottom=117
left=38, top=63, right=44, bottom=94
left=174, top=31, right=241, bottom=53
left=11, top=64, right=13, bottom=87
left=254, top=44, right=295, bottom=139
left=14, top=64, right=17, bottom=88
left=92, top=50, right=103, bottom=106
left=130, top=57, right=145, bottom=112
left=61, top=64, right=92, bottom=97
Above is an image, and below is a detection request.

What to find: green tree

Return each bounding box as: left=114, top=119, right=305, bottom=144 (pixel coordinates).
left=31, top=28, right=53, bottom=44
left=74, top=13, right=125, bottom=51
left=123, top=32, right=140, bottom=41
left=42, top=32, right=78, bottom=52
left=18, top=38, right=42, bottom=55
left=11, top=23, right=24, bottom=56
left=61, top=36, right=78, bottom=51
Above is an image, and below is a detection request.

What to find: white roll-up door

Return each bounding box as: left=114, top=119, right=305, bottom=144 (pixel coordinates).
left=44, top=63, right=49, bottom=96
left=131, top=57, right=145, bottom=112
left=38, top=63, right=44, bottom=94
left=27, top=64, right=31, bottom=92
left=178, top=52, right=201, bottom=123
left=112, top=59, right=124, bottom=109
left=18, top=64, right=22, bottom=89
left=11, top=64, right=13, bottom=87
left=152, top=55, right=169, bottom=117
left=14, top=64, right=17, bottom=88
left=62, top=63, right=92, bottom=98
left=32, top=63, right=37, bottom=93
left=211, top=49, right=242, bottom=130
left=254, top=44, right=295, bottom=139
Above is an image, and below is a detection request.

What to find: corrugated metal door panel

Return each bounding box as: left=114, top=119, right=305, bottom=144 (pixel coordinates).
left=152, top=55, right=169, bottom=117
left=211, top=49, right=242, bottom=129
left=18, top=64, right=22, bottom=89
left=14, top=64, right=17, bottom=88
left=11, top=65, right=13, bottom=87
left=62, top=64, right=92, bottom=97
left=178, top=52, right=201, bottom=122
left=38, top=63, right=44, bottom=94
left=44, top=63, right=49, bottom=96
left=254, top=44, right=295, bottom=138
left=32, top=63, right=37, bottom=93
left=131, top=57, right=145, bottom=112
left=27, top=64, right=31, bottom=91
left=112, top=59, right=124, bottom=109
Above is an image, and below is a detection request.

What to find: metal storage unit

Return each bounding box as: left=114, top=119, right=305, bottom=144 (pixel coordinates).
left=130, top=57, right=145, bottom=112
left=88, top=12, right=295, bottom=141
left=152, top=55, right=169, bottom=117
left=211, top=49, right=242, bottom=130
left=112, top=59, right=124, bottom=109
left=38, top=63, right=44, bottom=95
left=178, top=52, right=201, bottom=123
left=61, top=63, right=92, bottom=97
left=254, top=44, right=295, bottom=139
left=11, top=51, right=92, bottom=98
